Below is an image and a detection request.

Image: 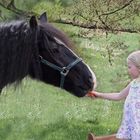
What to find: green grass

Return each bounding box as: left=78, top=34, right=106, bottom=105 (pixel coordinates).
left=0, top=27, right=139, bottom=139
left=0, top=78, right=122, bottom=140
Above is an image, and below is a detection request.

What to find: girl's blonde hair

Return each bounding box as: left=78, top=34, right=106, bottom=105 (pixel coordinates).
left=127, top=50, right=140, bottom=69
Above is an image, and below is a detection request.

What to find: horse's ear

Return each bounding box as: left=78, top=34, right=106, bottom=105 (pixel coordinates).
left=39, top=12, right=47, bottom=23
left=29, top=16, right=38, bottom=28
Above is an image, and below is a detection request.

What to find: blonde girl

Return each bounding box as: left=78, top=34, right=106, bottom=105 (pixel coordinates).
left=88, top=51, right=140, bottom=140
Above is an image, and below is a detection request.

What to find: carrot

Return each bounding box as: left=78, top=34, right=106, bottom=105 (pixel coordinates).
left=87, top=92, right=96, bottom=97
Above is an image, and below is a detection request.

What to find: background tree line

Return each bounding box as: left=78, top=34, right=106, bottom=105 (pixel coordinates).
left=0, top=0, right=140, bottom=33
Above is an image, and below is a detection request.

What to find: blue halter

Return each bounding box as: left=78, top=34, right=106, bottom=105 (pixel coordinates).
left=39, top=55, right=82, bottom=88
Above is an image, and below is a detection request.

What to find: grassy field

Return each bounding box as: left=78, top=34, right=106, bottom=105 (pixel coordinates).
left=0, top=80, right=122, bottom=140
left=0, top=29, right=140, bottom=140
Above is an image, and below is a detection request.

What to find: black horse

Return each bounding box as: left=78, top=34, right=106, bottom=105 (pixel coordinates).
left=0, top=13, right=96, bottom=97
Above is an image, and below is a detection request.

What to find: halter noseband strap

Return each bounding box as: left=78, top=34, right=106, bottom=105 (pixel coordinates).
left=39, top=55, right=82, bottom=88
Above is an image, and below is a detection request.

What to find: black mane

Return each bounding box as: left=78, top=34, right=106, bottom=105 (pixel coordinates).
left=40, top=23, right=74, bottom=50
left=0, top=20, right=38, bottom=89
left=0, top=19, right=74, bottom=90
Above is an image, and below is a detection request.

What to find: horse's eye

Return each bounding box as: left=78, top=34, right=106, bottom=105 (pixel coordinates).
left=51, top=42, right=60, bottom=53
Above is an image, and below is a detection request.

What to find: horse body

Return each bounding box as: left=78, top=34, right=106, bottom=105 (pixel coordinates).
left=0, top=13, right=96, bottom=97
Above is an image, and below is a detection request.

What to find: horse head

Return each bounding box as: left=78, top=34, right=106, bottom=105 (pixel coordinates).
left=29, top=13, right=96, bottom=97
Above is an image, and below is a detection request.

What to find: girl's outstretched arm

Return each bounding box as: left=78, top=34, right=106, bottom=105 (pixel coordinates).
left=88, top=83, right=130, bottom=101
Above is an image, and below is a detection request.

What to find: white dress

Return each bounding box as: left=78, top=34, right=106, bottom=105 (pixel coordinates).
left=116, top=80, right=140, bottom=140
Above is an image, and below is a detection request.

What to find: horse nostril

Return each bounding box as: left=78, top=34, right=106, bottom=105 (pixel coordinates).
left=89, top=75, right=93, bottom=82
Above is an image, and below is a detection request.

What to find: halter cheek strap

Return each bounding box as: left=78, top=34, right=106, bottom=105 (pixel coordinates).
left=39, top=55, right=82, bottom=88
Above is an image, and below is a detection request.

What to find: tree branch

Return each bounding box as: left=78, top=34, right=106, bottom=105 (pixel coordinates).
left=99, top=0, right=134, bottom=17
left=0, top=0, right=36, bottom=17
left=54, top=18, right=139, bottom=33
left=55, top=19, right=97, bottom=29
left=93, top=0, right=134, bottom=31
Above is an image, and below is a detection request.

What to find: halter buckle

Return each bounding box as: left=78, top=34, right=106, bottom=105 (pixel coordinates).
left=61, top=67, right=69, bottom=76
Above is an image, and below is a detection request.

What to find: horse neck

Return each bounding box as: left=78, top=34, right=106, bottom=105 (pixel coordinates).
left=0, top=21, right=35, bottom=89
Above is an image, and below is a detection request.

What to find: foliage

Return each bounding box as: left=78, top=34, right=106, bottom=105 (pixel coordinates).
left=15, top=0, right=40, bottom=10
left=1, top=0, right=140, bottom=32
left=32, top=0, right=64, bottom=21
left=49, top=0, right=74, bottom=6
left=62, top=0, right=140, bottom=31
left=0, top=0, right=39, bottom=20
